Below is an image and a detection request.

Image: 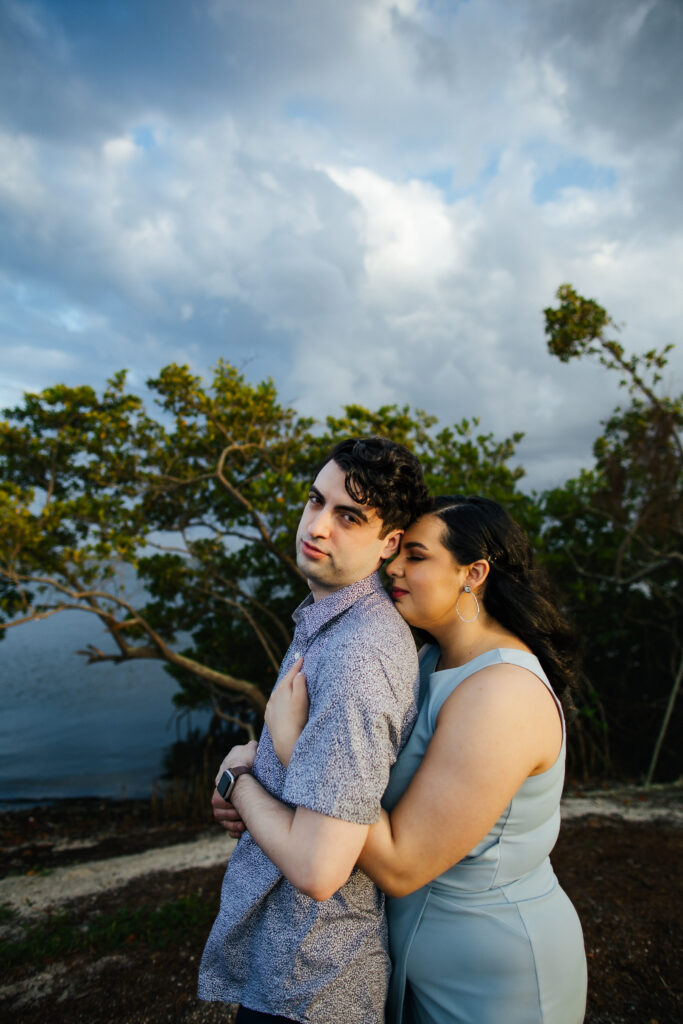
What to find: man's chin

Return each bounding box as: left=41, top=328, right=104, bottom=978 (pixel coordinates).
left=297, top=551, right=323, bottom=575
left=302, top=564, right=333, bottom=585
left=298, top=559, right=342, bottom=593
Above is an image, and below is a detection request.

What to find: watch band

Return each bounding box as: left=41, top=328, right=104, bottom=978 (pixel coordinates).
left=217, top=764, right=252, bottom=801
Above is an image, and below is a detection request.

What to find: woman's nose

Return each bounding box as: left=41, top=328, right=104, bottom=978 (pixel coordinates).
left=387, top=557, right=404, bottom=578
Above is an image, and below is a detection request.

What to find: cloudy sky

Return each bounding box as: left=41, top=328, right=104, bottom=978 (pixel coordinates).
left=1, top=0, right=681, bottom=491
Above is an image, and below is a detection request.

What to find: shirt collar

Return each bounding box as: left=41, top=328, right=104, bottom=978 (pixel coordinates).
left=292, top=570, right=386, bottom=645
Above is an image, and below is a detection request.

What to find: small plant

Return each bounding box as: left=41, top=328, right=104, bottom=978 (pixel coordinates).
left=0, top=902, right=17, bottom=923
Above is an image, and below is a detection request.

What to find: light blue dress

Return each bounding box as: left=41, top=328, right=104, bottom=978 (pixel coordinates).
left=382, top=647, right=587, bottom=1024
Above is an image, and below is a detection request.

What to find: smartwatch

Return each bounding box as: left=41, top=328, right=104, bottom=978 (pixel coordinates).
left=217, top=765, right=252, bottom=801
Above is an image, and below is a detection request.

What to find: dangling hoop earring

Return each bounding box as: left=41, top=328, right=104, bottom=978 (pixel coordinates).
left=456, top=585, right=480, bottom=623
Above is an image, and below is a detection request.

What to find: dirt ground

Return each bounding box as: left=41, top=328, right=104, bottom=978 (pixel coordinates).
left=0, top=788, right=681, bottom=1024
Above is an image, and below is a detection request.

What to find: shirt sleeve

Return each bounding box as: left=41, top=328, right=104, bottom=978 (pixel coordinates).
left=281, top=640, right=410, bottom=825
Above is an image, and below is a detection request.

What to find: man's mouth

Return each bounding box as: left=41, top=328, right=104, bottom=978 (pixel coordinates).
left=300, top=540, right=328, bottom=559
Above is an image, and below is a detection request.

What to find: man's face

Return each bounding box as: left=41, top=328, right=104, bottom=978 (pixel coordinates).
left=295, top=459, right=402, bottom=600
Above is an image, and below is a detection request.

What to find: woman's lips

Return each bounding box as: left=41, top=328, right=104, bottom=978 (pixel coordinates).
left=391, top=588, right=408, bottom=599
left=301, top=540, right=327, bottom=559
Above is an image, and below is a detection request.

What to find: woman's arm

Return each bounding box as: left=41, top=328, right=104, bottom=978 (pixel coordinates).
left=358, top=663, right=562, bottom=897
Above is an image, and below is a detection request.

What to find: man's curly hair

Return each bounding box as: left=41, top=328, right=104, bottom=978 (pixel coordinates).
left=319, top=436, right=431, bottom=536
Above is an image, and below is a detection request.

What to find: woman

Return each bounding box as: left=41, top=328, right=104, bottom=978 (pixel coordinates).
left=267, top=495, right=587, bottom=1024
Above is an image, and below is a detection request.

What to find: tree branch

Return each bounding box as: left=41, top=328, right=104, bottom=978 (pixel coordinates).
left=198, top=588, right=282, bottom=674
left=0, top=571, right=267, bottom=712
left=211, top=573, right=292, bottom=648
left=215, top=444, right=304, bottom=583
left=564, top=549, right=679, bottom=588
left=209, top=690, right=256, bottom=742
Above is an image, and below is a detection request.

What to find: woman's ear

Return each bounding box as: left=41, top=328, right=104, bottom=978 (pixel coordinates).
left=466, top=558, right=490, bottom=590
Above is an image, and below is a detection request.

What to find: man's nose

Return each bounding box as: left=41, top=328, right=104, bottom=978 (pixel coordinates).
left=309, top=508, right=332, bottom=537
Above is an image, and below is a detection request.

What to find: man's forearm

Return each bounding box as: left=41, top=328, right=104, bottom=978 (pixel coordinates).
left=231, top=774, right=297, bottom=871
left=231, top=774, right=368, bottom=901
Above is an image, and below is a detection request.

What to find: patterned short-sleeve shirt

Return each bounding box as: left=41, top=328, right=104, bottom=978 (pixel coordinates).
left=198, top=571, right=419, bottom=1024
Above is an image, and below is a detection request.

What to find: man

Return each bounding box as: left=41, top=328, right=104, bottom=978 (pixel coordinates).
left=198, top=436, right=430, bottom=1024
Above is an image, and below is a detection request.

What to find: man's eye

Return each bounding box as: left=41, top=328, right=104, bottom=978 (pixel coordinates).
left=343, top=514, right=360, bottom=525
left=309, top=494, right=321, bottom=504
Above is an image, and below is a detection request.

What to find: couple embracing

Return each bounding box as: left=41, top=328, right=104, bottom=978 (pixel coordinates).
left=198, top=436, right=588, bottom=1024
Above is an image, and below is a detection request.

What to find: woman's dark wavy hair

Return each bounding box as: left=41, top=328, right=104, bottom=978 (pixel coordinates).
left=432, top=495, right=579, bottom=716
left=320, top=436, right=431, bottom=535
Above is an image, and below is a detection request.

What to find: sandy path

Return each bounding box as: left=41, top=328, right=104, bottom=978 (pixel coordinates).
left=1, top=795, right=679, bottom=918
left=0, top=832, right=236, bottom=917
left=561, top=793, right=683, bottom=826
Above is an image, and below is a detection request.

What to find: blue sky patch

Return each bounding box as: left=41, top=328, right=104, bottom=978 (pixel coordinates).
left=421, top=152, right=501, bottom=203
left=534, top=157, right=617, bottom=203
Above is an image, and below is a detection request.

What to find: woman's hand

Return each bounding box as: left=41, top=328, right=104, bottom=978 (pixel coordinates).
left=265, top=657, right=310, bottom=767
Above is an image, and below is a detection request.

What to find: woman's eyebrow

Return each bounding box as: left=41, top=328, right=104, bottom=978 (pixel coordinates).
left=403, top=540, right=427, bottom=550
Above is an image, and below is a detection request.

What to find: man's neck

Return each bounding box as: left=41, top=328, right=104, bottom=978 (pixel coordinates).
left=308, top=581, right=340, bottom=602
left=306, top=567, right=380, bottom=602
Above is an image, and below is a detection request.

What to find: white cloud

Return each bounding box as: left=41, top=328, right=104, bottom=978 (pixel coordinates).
left=1, top=342, right=76, bottom=371
left=325, top=167, right=461, bottom=301
left=102, top=136, right=137, bottom=163
left=0, top=0, right=680, bottom=491
left=0, top=130, right=44, bottom=209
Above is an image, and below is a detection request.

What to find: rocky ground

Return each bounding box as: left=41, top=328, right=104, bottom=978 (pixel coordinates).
left=0, top=784, right=681, bottom=1024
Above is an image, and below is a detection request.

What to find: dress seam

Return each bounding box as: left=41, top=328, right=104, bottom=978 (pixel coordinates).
left=489, top=799, right=513, bottom=887
left=504, top=891, right=544, bottom=1023
left=389, top=888, right=432, bottom=1024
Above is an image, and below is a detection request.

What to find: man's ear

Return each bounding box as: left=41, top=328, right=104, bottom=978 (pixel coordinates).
left=379, top=529, right=402, bottom=561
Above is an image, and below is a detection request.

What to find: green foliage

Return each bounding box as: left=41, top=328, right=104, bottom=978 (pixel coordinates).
left=544, top=283, right=613, bottom=363
left=0, top=364, right=526, bottom=727
left=542, top=286, right=682, bottom=781
left=545, top=283, right=676, bottom=401
left=3, top=285, right=678, bottom=783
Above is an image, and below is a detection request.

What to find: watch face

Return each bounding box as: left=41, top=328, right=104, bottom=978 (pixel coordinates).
left=217, top=770, right=234, bottom=798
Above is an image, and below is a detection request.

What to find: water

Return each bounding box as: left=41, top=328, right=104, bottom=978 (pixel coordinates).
left=0, top=610, right=211, bottom=808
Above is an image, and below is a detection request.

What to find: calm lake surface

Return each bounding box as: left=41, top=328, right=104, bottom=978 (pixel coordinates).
left=0, top=610, right=212, bottom=809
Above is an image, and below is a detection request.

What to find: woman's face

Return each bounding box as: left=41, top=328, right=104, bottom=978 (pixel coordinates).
left=387, top=514, right=467, bottom=631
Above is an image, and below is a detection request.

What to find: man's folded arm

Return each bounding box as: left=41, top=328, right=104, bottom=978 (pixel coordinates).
left=230, top=774, right=369, bottom=901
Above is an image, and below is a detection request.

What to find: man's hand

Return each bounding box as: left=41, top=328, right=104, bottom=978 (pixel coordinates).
left=212, top=740, right=258, bottom=837
left=265, top=658, right=310, bottom=767
left=215, top=740, right=258, bottom=782
left=212, top=788, right=247, bottom=837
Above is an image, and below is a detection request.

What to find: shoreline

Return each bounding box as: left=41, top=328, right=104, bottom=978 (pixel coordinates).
left=1, top=783, right=680, bottom=921
left=2, top=778, right=681, bottom=814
